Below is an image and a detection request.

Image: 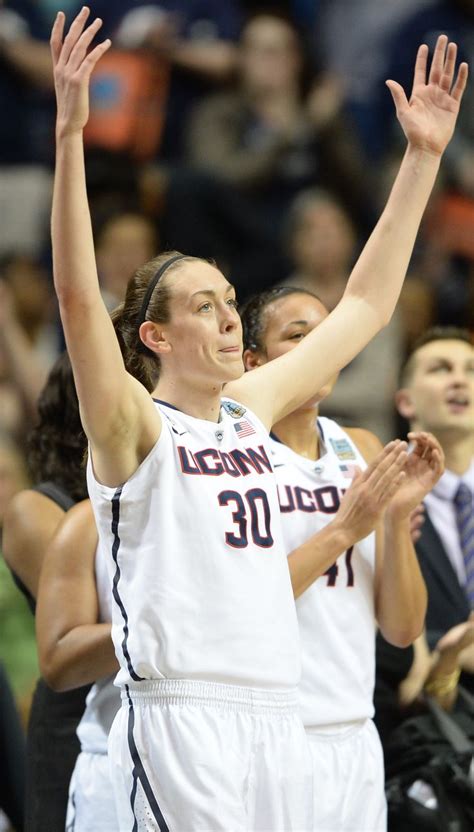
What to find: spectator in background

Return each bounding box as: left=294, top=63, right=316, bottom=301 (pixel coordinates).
left=88, top=0, right=243, bottom=161
left=94, top=211, right=159, bottom=310
left=187, top=11, right=373, bottom=239
left=395, top=327, right=474, bottom=693
left=376, top=0, right=474, bottom=196
left=0, top=1, right=82, bottom=257
left=282, top=187, right=403, bottom=442
left=315, top=0, right=437, bottom=162
left=0, top=266, right=59, bottom=444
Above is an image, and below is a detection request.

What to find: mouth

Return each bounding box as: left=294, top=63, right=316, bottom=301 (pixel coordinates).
left=445, top=394, right=470, bottom=413
left=219, top=346, right=241, bottom=354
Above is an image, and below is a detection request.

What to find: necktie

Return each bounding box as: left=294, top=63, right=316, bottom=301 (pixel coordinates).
left=454, top=483, right=474, bottom=609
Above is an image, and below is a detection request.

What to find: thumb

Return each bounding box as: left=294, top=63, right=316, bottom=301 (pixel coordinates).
left=386, top=80, right=409, bottom=116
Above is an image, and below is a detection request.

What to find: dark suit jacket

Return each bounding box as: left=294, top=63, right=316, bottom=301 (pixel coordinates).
left=415, top=510, right=473, bottom=692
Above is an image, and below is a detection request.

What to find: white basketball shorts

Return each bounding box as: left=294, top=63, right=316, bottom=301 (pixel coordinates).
left=108, top=679, right=313, bottom=831
left=66, top=750, right=119, bottom=832
left=307, top=718, right=386, bottom=832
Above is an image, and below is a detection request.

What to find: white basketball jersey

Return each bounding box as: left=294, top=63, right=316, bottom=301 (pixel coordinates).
left=270, top=417, right=376, bottom=726
left=87, top=398, right=300, bottom=691
left=76, top=541, right=120, bottom=754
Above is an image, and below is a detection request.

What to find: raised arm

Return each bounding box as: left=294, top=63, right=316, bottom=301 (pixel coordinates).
left=50, top=8, right=159, bottom=486
left=227, top=36, right=468, bottom=429
left=36, top=500, right=118, bottom=692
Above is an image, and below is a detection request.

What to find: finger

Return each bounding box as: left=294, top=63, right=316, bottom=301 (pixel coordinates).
left=75, top=38, right=111, bottom=81
left=385, top=80, right=409, bottom=117
left=59, top=6, right=91, bottom=66
left=412, top=43, right=429, bottom=88
left=428, top=34, right=448, bottom=85
left=50, top=11, right=65, bottom=66
left=383, top=471, right=407, bottom=506
left=451, top=61, right=468, bottom=103
left=66, top=17, right=103, bottom=72
left=360, top=441, right=399, bottom=485
left=374, top=451, right=408, bottom=498
left=365, top=442, right=408, bottom=490
left=440, top=41, right=457, bottom=92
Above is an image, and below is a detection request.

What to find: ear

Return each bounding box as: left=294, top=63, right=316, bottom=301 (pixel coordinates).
left=139, top=321, right=171, bottom=355
left=395, top=388, right=416, bottom=420
left=243, top=348, right=266, bottom=372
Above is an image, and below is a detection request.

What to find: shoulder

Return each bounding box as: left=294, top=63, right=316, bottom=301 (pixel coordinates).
left=3, top=488, right=65, bottom=538
left=2, top=488, right=65, bottom=570
left=343, top=427, right=383, bottom=464
left=53, top=500, right=97, bottom=558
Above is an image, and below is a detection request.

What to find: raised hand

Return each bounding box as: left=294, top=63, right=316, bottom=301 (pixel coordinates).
left=50, top=6, right=111, bottom=137
left=387, top=431, right=445, bottom=522
left=386, top=34, right=468, bottom=156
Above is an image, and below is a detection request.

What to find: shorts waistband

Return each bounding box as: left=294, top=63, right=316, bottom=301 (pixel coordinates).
left=305, top=718, right=369, bottom=741
left=122, top=679, right=299, bottom=716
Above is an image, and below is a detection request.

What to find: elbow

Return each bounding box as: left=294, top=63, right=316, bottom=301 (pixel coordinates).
left=381, top=618, right=425, bottom=649
left=39, top=653, right=70, bottom=693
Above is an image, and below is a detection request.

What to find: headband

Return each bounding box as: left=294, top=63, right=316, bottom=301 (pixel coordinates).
left=136, top=254, right=187, bottom=332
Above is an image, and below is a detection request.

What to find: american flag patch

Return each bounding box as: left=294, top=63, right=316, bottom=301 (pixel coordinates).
left=234, top=420, right=256, bottom=438
left=339, top=464, right=360, bottom=479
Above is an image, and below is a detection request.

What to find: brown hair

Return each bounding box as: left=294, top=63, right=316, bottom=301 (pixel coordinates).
left=111, top=250, right=205, bottom=387
left=399, top=326, right=473, bottom=386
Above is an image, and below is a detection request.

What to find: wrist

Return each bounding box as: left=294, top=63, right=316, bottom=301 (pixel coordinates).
left=384, top=506, right=411, bottom=528
left=329, top=518, right=357, bottom=552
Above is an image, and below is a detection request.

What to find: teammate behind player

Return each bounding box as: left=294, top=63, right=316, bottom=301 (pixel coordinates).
left=50, top=8, right=465, bottom=830
left=242, top=287, right=444, bottom=831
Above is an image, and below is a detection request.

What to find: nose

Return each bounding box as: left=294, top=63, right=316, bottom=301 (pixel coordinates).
left=220, top=303, right=239, bottom=332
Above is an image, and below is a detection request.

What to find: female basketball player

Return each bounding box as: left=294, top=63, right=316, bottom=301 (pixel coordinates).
left=2, top=353, right=89, bottom=832
left=50, top=7, right=466, bottom=829
left=241, top=286, right=444, bottom=831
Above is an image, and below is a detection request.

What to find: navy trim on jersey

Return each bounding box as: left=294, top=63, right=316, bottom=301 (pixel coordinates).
left=316, top=418, right=325, bottom=443
left=269, top=431, right=283, bottom=444
left=152, top=397, right=181, bottom=412
left=126, top=686, right=170, bottom=832
left=111, top=487, right=144, bottom=682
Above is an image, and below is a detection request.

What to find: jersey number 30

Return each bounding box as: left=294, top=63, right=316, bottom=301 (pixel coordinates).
left=218, top=489, right=274, bottom=548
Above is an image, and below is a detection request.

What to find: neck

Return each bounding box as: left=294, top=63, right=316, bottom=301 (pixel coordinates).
left=153, top=377, right=224, bottom=423
left=441, top=433, right=474, bottom=475
left=272, top=405, right=320, bottom=460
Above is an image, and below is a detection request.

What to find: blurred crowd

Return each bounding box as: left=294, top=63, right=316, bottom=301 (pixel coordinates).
left=0, top=2, right=473, bottom=830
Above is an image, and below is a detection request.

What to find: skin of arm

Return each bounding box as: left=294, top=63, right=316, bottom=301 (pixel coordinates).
left=36, top=500, right=118, bottom=692
left=352, top=428, right=430, bottom=647
left=2, top=491, right=65, bottom=600
left=227, top=37, right=468, bottom=430
left=50, top=10, right=161, bottom=488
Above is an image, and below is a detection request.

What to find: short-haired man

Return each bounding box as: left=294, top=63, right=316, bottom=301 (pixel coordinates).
left=396, top=327, right=474, bottom=692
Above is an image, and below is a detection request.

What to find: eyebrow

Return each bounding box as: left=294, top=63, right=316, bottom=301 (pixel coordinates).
left=191, top=284, right=235, bottom=299
left=283, top=320, right=309, bottom=328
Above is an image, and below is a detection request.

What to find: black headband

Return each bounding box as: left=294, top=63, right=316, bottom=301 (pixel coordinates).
left=136, top=253, right=187, bottom=336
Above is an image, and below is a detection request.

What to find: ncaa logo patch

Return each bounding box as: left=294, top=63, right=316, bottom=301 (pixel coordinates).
left=329, top=438, right=356, bottom=461
left=221, top=401, right=247, bottom=419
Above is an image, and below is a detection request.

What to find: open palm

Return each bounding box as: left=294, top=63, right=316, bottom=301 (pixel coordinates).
left=387, top=35, right=468, bottom=156
left=388, top=432, right=445, bottom=520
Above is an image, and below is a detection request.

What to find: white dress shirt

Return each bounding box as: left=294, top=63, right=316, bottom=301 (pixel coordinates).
left=423, top=459, right=474, bottom=587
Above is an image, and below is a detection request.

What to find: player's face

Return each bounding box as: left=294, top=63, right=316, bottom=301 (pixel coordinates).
left=245, top=293, right=338, bottom=405
left=399, top=340, right=474, bottom=437
left=162, top=262, right=244, bottom=385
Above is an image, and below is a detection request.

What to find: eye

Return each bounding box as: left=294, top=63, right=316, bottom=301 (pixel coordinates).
left=198, top=301, right=213, bottom=312
left=288, top=332, right=305, bottom=341
left=428, top=364, right=450, bottom=373
left=226, top=298, right=238, bottom=309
